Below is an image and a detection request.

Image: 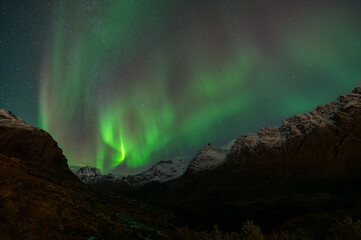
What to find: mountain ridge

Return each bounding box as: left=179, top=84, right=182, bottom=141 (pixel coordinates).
left=87, top=87, right=361, bottom=232
left=82, top=87, right=361, bottom=186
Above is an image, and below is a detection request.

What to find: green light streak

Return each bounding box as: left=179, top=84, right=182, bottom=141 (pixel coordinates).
left=39, top=1, right=361, bottom=173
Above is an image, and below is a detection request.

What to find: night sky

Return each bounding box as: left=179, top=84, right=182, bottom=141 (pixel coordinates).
left=1, top=0, right=361, bottom=174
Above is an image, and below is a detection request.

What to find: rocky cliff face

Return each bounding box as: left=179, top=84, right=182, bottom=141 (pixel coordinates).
left=0, top=109, right=175, bottom=240
left=0, top=109, right=72, bottom=177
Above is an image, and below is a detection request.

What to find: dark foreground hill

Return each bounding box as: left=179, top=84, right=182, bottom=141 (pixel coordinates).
left=90, top=87, right=361, bottom=237
left=0, top=109, right=176, bottom=240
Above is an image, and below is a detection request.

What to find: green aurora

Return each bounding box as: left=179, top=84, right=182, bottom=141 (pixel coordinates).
left=39, top=1, right=361, bottom=174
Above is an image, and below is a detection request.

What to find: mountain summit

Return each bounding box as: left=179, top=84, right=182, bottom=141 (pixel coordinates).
left=75, top=166, right=115, bottom=183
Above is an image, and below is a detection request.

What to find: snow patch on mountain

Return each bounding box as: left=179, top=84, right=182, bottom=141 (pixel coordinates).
left=75, top=166, right=115, bottom=183
left=119, top=158, right=191, bottom=186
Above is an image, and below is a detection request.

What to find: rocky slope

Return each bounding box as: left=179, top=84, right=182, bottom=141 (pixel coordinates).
left=0, top=110, right=176, bottom=240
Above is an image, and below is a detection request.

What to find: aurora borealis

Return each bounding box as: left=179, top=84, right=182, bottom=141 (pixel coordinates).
left=1, top=1, right=361, bottom=174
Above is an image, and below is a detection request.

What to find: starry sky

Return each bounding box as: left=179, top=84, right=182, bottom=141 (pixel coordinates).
left=1, top=0, right=361, bottom=174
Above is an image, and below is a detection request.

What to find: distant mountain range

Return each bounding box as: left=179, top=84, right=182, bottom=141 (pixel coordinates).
left=82, top=87, right=361, bottom=232
left=77, top=86, right=361, bottom=185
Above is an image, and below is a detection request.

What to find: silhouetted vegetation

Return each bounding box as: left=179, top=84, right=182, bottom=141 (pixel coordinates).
left=179, top=221, right=264, bottom=240
left=178, top=216, right=361, bottom=240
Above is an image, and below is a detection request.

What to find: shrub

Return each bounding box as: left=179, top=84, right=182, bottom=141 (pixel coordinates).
left=240, top=220, right=264, bottom=240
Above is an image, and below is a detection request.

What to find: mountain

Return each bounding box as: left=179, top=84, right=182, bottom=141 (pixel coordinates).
left=78, top=143, right=225, bottom=186
left=77, top=141, right=227, bottom=186
left=94, top=86, right=361, bottom=185
left=0, top=109, right=74, bottom=178
left=226, top=86, right=361, bottom=178
left=187, top=143, right=227, bottom=173
left=168, top=87, right=361, bottom=230
left=118, top=158, right=191, bottom=186
left=74, top=159, right=191, bottom=186
left=91, top=87, right=361, bottom=233
left=0, top=110, right=176, bottom=240
left=75, top=166, right=115, bottom=183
